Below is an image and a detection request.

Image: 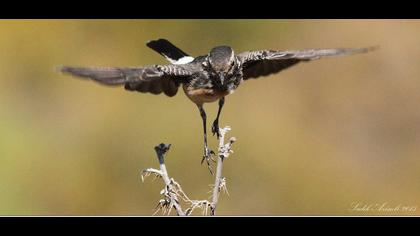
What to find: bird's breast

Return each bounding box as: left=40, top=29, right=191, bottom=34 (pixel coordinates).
left=182, top=84, right=230, bottom=105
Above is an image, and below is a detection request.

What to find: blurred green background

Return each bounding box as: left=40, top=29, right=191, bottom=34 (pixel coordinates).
left=0, top=20, right=419, bottom=215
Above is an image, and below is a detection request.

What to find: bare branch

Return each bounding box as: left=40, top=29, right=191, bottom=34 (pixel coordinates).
left=210, top=126, right=236, bottom=215
left=143, top=143, right=185, bottom=216
left=140, top=168, right=162, bottom=182
left=141, top=127, right=236, bottom=216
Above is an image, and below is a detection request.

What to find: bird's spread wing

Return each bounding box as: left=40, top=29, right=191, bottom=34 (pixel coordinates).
left=238, top=47, right=376, bottom=80
left=60, top=64, right=192, bottom=97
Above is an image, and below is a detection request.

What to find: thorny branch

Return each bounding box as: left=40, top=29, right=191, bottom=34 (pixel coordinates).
left=141, top=126, right=236, bottom=216
left=211, top=126, right=236, bottom=215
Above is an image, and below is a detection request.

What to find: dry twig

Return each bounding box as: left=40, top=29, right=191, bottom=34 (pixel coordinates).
left=141, top=126, right=236, bottom=216
left=210, top=126, right=236, bottom=215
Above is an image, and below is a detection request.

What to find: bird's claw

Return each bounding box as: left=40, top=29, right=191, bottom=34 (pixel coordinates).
left=211, top=120, right=221, bottom=139
left=201, top=147, right=216, bottom=174
left=201, top=148, right=215, bottom=164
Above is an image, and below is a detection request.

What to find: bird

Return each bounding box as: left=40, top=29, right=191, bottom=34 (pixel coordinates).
left=60, top=38, right=375, bottom=168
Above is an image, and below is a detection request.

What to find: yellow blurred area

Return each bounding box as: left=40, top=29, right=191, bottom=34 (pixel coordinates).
left=0, top=20, right=419, bottom=215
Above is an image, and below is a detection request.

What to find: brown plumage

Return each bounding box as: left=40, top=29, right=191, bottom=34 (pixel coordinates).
left=59, top=39, right=376, bottom=169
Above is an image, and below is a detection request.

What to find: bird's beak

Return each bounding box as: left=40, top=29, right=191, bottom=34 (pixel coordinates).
left=219, top=73, right=225, bottom=85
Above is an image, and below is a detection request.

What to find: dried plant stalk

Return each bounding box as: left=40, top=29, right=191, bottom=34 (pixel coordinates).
left=141, top=126, right=236, bottom=216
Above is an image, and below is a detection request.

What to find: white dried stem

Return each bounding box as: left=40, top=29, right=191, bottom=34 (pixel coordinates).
left=150, top=143, right=185, bottom=216
left=210, top=126, right=236, bottom=215
left=142, top=126, right=236, bottom=216
left=140, top=168, right=162, bottom=182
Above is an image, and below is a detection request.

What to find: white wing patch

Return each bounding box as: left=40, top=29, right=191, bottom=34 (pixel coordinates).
left=166, top=56, right=195, bottom=65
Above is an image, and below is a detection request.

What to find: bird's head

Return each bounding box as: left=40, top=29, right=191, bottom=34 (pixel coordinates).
left=207, top=46, right=236, bottom=85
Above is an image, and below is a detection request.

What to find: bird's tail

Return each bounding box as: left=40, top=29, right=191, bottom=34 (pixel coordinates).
left=146, top=38, right=194, bottom=64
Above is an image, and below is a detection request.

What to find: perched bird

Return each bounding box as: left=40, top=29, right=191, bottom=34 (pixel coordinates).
left=60, top=38, right=375, bottom=167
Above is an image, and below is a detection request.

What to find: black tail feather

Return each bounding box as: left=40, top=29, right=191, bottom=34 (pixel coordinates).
left=146, top=39, right=190, bottom=62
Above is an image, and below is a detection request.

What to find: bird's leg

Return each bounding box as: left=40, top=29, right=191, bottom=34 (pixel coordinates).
left=212, top=97, right=225, bottom=139
left=198, top=105, right=215, bottom=171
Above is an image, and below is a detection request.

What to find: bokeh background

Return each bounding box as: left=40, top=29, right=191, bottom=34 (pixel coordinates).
left=1, top=20, right=419, bottom=215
